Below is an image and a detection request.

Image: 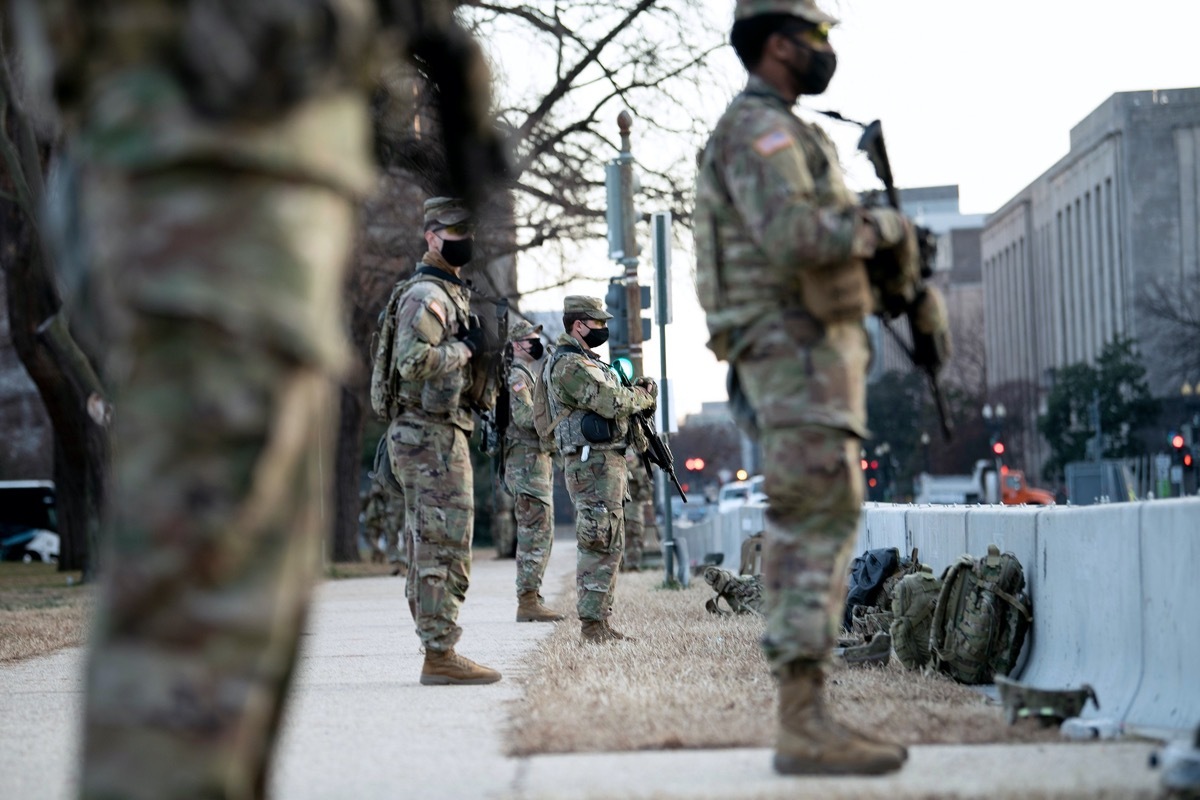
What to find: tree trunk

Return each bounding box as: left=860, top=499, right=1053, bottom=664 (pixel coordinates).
left=0, top=198, right=108, bottom=580
left=331, top=384, right=365, bottom=562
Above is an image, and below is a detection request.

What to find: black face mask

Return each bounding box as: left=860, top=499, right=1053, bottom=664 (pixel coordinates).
left=526, top=340, right=544, bottom=360
left=787, top=41, right=837, bottom=96
left=438, top=236, right=473, bottom=267
left=581, top=326, right=609, bottom=348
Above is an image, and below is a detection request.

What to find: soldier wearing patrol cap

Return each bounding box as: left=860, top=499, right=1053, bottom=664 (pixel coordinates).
left=384, top=196, right=500, bottom=685
left=504, top=319, right=565, bottom=622
left=544, top=296, right=657, bottom=642
left=694, top=0, right=934, bottom=775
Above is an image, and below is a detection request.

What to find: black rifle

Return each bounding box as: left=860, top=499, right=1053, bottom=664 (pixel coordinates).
left=614, top=371, right=687, bottom=503
left=818, top=111, right=953, bottom=441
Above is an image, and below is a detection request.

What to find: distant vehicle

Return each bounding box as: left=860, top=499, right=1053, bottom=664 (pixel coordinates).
left=747, top=474, right=767, bottom=504
left=0, top=481, right=60, bottom=563
left=717, top=481, right=751, bottom=513
left=914, top=460, right=1054, bottom=506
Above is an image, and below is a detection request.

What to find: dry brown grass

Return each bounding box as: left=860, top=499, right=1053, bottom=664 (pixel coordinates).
left=0, top=562, right=90, bottom=663
left=507, top=570, right=1064, bottom=756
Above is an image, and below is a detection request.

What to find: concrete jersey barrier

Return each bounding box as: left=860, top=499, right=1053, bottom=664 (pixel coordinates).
left=684, top=495, right=1200, bottom=734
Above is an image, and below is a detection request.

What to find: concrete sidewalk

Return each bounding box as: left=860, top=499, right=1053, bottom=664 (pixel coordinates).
left=0, top=541, right=1164, bottom=800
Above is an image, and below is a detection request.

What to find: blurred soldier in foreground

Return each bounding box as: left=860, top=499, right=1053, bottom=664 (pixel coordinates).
left=32, top=1, right=503, bottom=795
left=504, top=320, right=564, bottom=622
left=382, top=197, right=500, bottom=685
left=544, top=296, right=656, bottom=643
left=695, top=0, right=944, bottom=776
left=621, top=452, right=651, bottom=572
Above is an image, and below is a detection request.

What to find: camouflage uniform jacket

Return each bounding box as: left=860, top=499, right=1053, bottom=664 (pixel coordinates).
left=390, top=267, right=475, bottom=432
left=506, top=361, right=550, bottom=451
left=694, top=75, right=876, bottom=436
left=544, top=333, right=654, bottom=455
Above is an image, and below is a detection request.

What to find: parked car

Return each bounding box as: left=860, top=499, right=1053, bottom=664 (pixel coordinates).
left=717, top=481, right=751, bottom=513
left=0, top=481, right=59, bottom=562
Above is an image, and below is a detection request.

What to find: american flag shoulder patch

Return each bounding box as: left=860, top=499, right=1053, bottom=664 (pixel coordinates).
left=426, top=299, right=447, bottom=326
left=753, top=129, right=793, bottom=157
left=511, top=380, right=527, bottom=393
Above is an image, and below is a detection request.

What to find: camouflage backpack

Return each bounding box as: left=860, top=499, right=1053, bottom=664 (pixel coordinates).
left=703, top=566, right=763, bottom=616
left=532, top=344, right=574, bottom=442
left=889, top=566, right=942, bottom=669
left=929, top=544, right=1032, bottom=685
left=369, top=279, right=407, bottom=421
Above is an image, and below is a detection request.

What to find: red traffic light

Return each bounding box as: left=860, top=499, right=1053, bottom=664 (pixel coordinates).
left=869, top=460, right=879, bottom=470
left=1172, top=434, right=1185, bottom=449
left=992, top=442, right=1005, bottom=455
left=860, top=459, right=869, bottom=471
left=684, top=458, right=706, bottom=471
left=1185, top=453, right=1195, bottom=468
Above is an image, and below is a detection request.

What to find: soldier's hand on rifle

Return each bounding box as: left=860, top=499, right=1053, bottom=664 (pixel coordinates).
left=635, top=376, right=657, bottom=397
left=457, top=316, right=486, bottom=358
left=860, top=208, right=921, bottom=319
left=909, top=286, right=952, bottom=375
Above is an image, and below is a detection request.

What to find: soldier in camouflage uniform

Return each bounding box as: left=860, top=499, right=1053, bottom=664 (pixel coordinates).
left=621, top=452, right=651, bottom=572
left=504, top=320, right=564, bottom=622
left=694, top=0, right=945, bottom=776
left=384, top=197, right=500, bottom=685
left=28, top=2, right=415, bottom=796
left=545, top=296, right=657, bottom=643
left=361, top=477, right=406, bottom=571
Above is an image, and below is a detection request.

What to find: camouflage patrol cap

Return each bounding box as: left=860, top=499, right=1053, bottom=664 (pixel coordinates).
left=508, top=319, right=543, bottom=342
left=733, top=0, right=839, bottom=24
left=423, top=196, right=472, bottom=229
left=563, top=295, right=612, bottom=321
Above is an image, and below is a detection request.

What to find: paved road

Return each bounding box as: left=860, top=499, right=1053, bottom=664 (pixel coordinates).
left=0, top=540, right=1164, bottom=799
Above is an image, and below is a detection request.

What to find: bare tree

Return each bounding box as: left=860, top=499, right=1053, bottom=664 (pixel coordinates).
left=1139, top=276, right=1200, bottom=385
left=328, top=1, right=726, bottom=560
left=0, top=21, right=109, bottom=580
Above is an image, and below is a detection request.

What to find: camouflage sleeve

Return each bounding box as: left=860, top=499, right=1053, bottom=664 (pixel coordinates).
left=392, top=286, right=471, bottom=380
left=509, top=372, right=537, bottom=432
left=716, top=103, right=868, bottom=269
left=554, top=356, right=654, bottom=420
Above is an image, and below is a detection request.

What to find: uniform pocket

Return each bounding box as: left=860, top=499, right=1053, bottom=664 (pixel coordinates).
left=799, top=260, right=871, bottom=325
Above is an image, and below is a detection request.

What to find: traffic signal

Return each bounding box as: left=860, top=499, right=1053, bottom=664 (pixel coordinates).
left=605, top=280, right=629, bottom=357
left=684, top=458, right=705, bottom=471
left=992, top=441, right=1005, bottom=456
left=611, top=356, right=634, bottom=382
left=1184, top=448, right=1195, bottom=470
left=1171, top=433, right=1185, bottom=450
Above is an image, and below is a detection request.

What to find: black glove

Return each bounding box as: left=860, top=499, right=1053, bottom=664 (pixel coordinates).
left=457, top=316, right=486, bottom=356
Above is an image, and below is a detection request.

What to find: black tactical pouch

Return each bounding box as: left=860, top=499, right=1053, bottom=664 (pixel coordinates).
left=580, top=412, right=614, bottom=443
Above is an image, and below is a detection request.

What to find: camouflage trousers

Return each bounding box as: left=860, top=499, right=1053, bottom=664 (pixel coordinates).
left=80, top=172, right=356, bottom=800
left=504, top=443, right=554, bottom=595
left=564, top=449, right=627, bottom=621
left=621, top=498, right=645, bottom=571
left=389, top=417, right=474, bottom=652
left=734, top=353, right=865, bottom=675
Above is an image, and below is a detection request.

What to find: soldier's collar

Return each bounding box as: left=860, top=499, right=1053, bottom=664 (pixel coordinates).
left=415, top=264, right=467, bottom=287
left=742, top=74, right=791, bottom=107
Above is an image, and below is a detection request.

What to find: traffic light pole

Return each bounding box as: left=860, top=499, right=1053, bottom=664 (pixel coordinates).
left=616, top=111, right=644, bottom=378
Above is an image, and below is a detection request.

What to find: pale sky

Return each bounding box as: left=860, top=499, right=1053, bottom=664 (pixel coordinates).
left=496, top=0, right=1200, bottom=423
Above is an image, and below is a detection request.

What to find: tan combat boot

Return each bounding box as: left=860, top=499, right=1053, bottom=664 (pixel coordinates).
left=580, top=619, right=615, bottom=643
left=602, top=619, right=636, bottom=642
left=420, top=648, right=502, bottom=686
left=774, top=664, right=907, bottom=775
left=516, top=591, right=565, bottom=622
